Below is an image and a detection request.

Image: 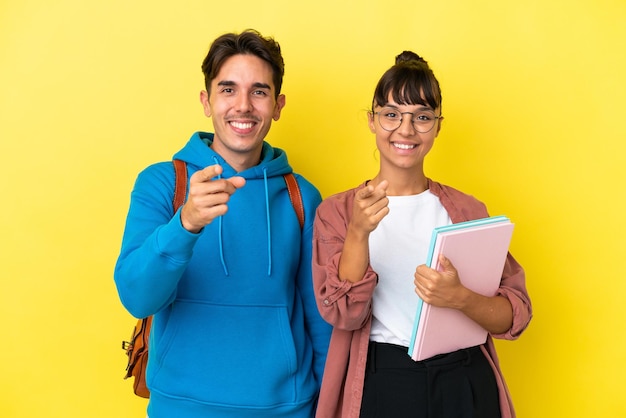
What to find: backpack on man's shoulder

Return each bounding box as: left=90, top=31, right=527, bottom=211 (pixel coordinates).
left=121, top=159, right=305, bottom=398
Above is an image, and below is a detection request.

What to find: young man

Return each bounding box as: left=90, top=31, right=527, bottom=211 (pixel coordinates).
left=114, top=30, right=331, bottom=418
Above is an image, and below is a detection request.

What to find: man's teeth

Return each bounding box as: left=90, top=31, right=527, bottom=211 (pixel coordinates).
left=393, top=143, right=416, bottom=150
left=231, top=121, right=254, bottom=129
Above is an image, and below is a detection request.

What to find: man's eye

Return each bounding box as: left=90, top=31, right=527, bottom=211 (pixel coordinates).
left=384, top=112, right=399, bottom=119
left=252, top=90, right=268, bottom=96
left=221, top=88, right=234, bottom=94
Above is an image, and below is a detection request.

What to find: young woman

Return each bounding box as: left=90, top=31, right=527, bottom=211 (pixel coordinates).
left=312, top=51, right=532, bottom=418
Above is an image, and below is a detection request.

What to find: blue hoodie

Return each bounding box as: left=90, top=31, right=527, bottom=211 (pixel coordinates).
left=114, top=132, right=332, bottom=418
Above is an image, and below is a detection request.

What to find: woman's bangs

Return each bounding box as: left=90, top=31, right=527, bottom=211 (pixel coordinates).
left=390, top=72, right=440, bottom=109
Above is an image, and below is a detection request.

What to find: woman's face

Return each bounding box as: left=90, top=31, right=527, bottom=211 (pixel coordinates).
left=368, top=96, right=442, bottom=173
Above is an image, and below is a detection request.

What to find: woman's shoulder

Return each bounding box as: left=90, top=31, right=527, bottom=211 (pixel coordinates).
left=316, top=182, right=367, bottom=217
left=322, top=183, right=367, bottom=204
left=429, top=179, right=479, bottom=200
left=428, top=179, right=489, bottom=220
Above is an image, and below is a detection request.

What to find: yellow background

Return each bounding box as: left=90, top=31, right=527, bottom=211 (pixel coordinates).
left=1, top=0, right=625, bottom=416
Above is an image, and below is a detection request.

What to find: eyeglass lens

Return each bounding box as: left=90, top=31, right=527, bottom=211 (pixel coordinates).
left=376, top=107, right=439, bottom=133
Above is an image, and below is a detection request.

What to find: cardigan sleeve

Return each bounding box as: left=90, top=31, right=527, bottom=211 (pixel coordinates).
left=491, top=252, right=532, bottom=340
left=312, top=187, right=378, bottom=331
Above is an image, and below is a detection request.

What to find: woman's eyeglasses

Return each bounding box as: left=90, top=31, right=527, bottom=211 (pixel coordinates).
left=374, top=107, right=443, bottom=133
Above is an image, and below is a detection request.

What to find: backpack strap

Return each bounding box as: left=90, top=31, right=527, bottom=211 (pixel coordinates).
left=283, top=173, right=304, bottom=229
left=172, top=159, right=187, bottom=212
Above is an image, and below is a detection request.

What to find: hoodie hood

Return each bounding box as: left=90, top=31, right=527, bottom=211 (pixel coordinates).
left=172, top=131, right=297, bottom=277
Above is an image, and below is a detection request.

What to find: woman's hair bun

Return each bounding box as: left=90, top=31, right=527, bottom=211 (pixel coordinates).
left=395, top=51, right=426, bottom=65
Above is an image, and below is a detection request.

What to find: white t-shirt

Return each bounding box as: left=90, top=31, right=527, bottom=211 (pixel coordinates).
left=368, top=190, right=451, bottom=347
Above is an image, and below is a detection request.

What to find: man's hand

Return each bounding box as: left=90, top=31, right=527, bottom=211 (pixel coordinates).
left=180, top=164, right=246, bottom=233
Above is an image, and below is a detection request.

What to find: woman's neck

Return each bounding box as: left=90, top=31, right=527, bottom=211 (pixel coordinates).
left=370, top=172, right=428, bottom=196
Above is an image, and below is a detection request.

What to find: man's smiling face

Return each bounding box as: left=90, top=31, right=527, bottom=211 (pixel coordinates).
left=200, top=53, right=285, bottom=171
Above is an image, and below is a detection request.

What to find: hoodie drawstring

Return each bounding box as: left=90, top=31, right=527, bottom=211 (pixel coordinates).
left=213, top=156, right=229, bottom=276
left=263, top=168, right=272, bottom=276
left=212, top=160, right=273, bottom=277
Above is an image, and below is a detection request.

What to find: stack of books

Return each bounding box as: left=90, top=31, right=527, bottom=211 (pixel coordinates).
left=408, top=216, right=515, bottom=361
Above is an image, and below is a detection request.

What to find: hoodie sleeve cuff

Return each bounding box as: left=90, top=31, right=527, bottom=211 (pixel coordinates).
left=154, top=208, right=201, bottom=261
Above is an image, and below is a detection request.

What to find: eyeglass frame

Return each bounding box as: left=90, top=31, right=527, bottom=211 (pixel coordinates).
left=372, top=106, right=444, bottom=133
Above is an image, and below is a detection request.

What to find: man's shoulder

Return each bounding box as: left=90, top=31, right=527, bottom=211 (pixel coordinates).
left=136, top=161, right=177, bottom=180
left=288, top=172, right=322, bottom=203
left=130, top=161, right=181, bottom=198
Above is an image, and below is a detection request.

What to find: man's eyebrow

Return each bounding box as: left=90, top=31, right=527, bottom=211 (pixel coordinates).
left=216, top=80, right=271, bottom=90
left=252, top=82, right=271, bottom=90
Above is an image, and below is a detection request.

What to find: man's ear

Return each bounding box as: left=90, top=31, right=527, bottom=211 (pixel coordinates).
left=200, top=90, right=211, bottom=117
left=273, top=94, right=286, bottom=121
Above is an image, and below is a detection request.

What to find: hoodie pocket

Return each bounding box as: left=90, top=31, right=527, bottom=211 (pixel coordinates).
left=150, top=300, right=299, bottom=407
